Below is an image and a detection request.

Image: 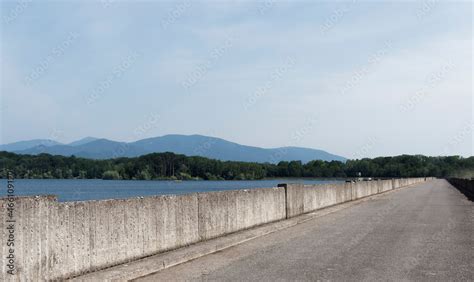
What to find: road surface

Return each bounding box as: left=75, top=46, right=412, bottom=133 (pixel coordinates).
left=137, top=179, right=474, bottom=281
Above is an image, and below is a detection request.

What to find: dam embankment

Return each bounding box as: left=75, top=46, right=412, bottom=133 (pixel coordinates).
left=1, top=178, right=432, bottom=280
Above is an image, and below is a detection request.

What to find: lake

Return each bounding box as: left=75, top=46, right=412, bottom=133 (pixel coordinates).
left=0, top=179, right=343, bottom=202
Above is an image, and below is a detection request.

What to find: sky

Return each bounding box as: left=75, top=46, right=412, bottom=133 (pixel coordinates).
left=0, top=0, right=472, bottom=158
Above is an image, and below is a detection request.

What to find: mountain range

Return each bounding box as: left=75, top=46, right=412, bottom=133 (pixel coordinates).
left=0, top=135, right=346, bottom=163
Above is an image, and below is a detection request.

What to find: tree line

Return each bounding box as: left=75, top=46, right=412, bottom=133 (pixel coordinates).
left=0, top=151, right=472, bottom=180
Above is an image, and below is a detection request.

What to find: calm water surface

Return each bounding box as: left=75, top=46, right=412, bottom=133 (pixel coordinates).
left=1, top=179, right=343, bottom=202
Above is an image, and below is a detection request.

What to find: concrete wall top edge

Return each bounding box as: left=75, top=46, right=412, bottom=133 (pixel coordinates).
left=0, top=192, right=201, bottom=205
left=196, top=186, right=283, bottom=196
left=0, top=194, right=58, bottom=201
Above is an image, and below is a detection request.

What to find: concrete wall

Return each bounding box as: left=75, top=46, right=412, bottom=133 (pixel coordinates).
left=1, top=194, right=200, bottom=281
left=284, top=182, right=354, bottom=216
left=0, top=178, right=431, bottom=281
left=198, top=187, right=286, bottom=240
left=285, top=178, right=430, bottom=218
left=378, top=180, right=393, bottom=193
left=281, top=183, right=304, bottom=218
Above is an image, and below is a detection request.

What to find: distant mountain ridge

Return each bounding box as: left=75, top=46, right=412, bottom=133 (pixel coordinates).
left=68, top=137, right=99, bottom=146
left=1, top=135, right=346, bottom=163
left=0, top=139, right=62, bottom=152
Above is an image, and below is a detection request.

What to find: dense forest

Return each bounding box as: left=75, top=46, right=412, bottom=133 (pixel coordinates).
left=0, top=151, right=472, bottom=180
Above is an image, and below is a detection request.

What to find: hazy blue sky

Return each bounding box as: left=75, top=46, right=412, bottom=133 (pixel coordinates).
left=0, top=1, right=472, bottom=158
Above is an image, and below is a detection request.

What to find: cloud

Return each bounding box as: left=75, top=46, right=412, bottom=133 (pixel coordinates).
left=0, top=1, right=471, bottom=157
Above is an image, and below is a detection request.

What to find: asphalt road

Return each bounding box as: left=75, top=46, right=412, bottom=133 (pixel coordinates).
left=138, top=180, right=474, bottom=281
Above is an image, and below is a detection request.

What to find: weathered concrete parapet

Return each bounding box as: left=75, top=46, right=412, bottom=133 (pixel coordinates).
left=278, top=183, right=304, bottom=219
left=352, top=181, right=372, bottom=200
left=278, top=182, right=353, bottom=218
left=197, top=187, right=286, bottom=240
left=283, top=178, right=429, bottom=219
left=1, top=194, right=200, bottom=281
left=378, top=180, right=393, bottom=193
left=0, top=195, right=56, bottom=281
left=0, top=177, right=431, bottom=281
